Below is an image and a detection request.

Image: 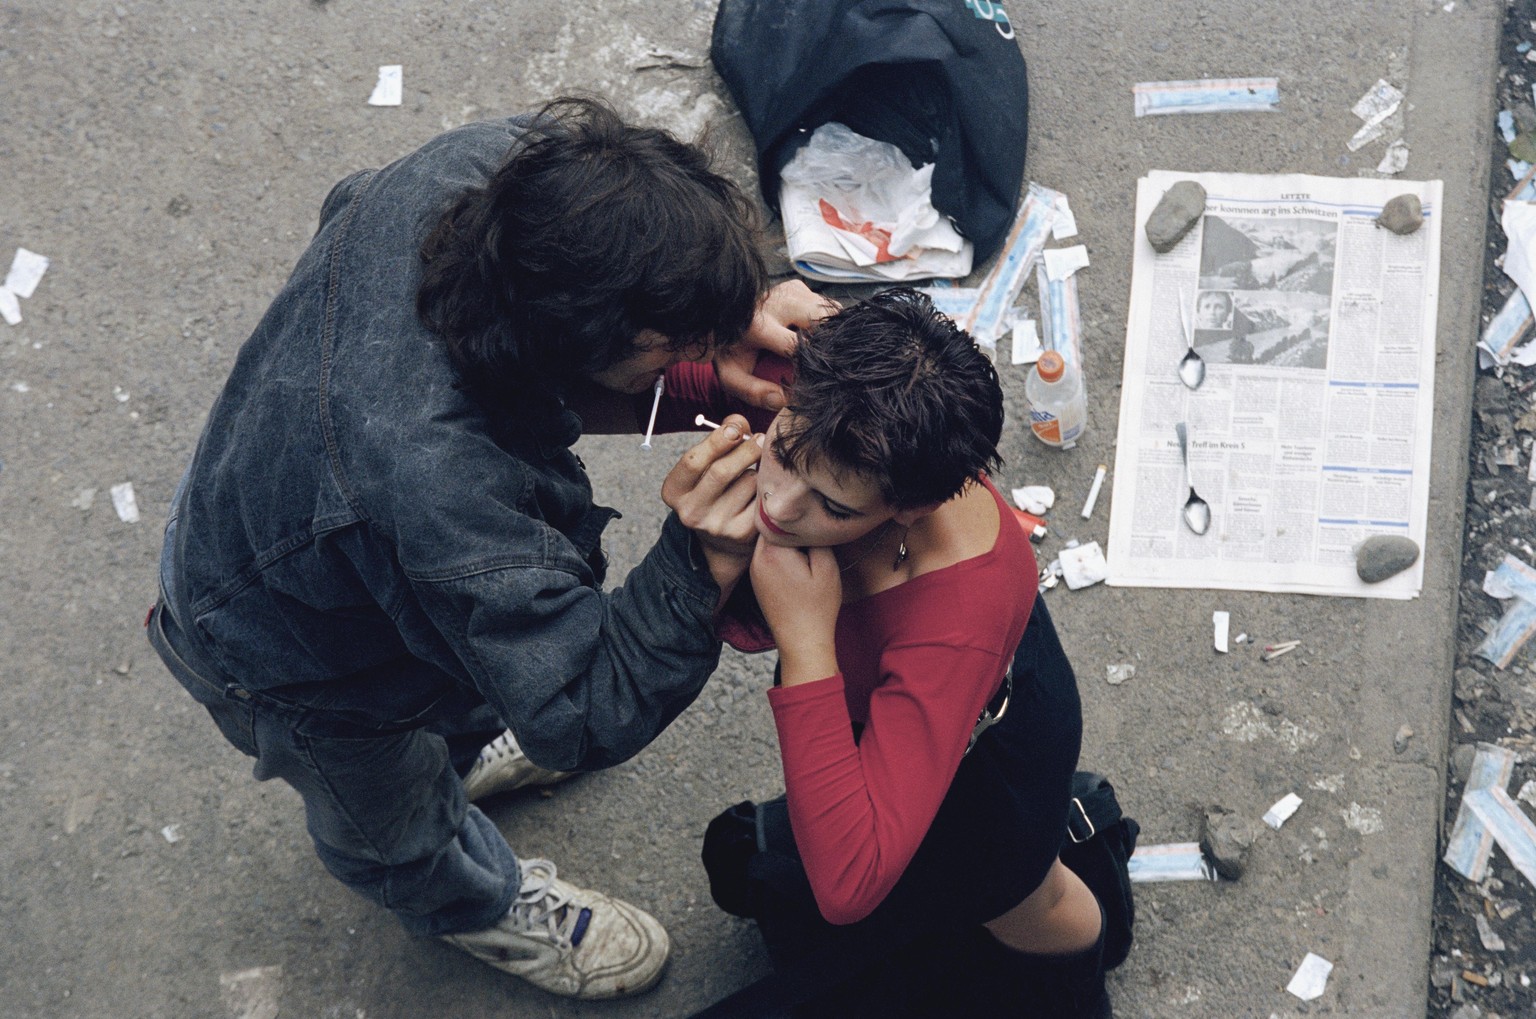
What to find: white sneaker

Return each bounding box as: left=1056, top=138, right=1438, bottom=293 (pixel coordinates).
left=461, top=730, right=573, bottom=801
left=442, top=858, right=670, bottom=999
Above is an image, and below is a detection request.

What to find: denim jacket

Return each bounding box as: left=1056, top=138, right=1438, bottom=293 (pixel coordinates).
left=160, top=119, right=724, bottom=771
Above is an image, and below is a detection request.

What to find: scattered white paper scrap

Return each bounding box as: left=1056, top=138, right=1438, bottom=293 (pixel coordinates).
left=368, top=65, right=403, bottom=106
left=1286, top=952, right=1333, bottom=1002
left=71, top=488, right=96, bottom=511
left=1106, top=663, right=1136, bottom=685
left=1059, top=541, right=1108, bottom=590
left=1050, top=193, right=1078, bottom=240
left=0, top=289, right=19, bottom=326
left=1502, top=200, right=1536, bottom=314
left=161, top=823, right=182, bottom=844
left=109, top=482, right=140, bottom=523
left=1043, top=245, right=1090, bottom=282
left=1011, top=318, right=1043, bottom=366
left=1011, top=485, right=1055, bottom=516
left=4, top=248, right=49, bottom=299
left=1347, top=79, right=1404, bottom=152
left=1213, top=610, right=1230, bottom=653
left=1263, top=792, right=1303, bottom=829
left=1377, top=139, right=1409, bottom=175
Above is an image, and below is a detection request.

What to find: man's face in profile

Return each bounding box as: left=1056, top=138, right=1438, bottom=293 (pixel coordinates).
left=1196, top=291, right=1232, bottom=331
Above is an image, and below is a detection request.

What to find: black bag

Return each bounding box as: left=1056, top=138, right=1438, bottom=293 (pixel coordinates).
left=1058, top=771, right=1139, bottom=971
left=710, top=0, right=1030, bottom=263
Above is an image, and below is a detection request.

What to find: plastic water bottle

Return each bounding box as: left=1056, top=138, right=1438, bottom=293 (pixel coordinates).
left=1026, top=350, right=1086, bottom=448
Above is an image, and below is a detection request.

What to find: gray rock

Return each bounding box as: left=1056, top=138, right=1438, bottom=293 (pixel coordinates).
left=1376, top=193, right=1423, bottom=235
left=1516, top=102, right=1536, bottom=134
left=1145, top=181, right=1207, bottom=252
left=1452, top=743, right=1478, bottom=785
left=1455, top=667, right=1485, bottom=705
left=1430, top=955, right=1459, bottom=989
left=1355, top=534, right=1420, bottom=582
left=1198, top=805, right=1260, bottom=880
left=1475, top=376, right=1515, bottom=442
left=1449, top=1004, right=1482, bottom=1019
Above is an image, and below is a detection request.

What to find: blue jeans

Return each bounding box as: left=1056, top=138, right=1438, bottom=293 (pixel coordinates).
left=147, top=597, right=519, bottom=937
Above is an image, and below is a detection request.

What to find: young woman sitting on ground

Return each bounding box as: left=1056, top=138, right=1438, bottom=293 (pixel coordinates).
left=694, top=287, right=1112, bottom=1017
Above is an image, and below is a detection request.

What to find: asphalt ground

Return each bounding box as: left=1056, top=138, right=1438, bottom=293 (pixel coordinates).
left=0, top=1, right=1500, bottom=1016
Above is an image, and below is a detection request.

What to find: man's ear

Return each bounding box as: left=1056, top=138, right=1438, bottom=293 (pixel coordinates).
left=892, top=502, right=943, bottom=527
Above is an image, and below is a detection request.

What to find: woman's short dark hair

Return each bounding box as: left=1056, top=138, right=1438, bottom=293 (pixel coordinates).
left=773, top=288, right=1004, bottom=509
left=417, top=96, right=767, bottom=411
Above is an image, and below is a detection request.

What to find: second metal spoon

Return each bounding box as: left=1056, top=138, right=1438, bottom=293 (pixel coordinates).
left=1176, top=422, right=1211, bottom=535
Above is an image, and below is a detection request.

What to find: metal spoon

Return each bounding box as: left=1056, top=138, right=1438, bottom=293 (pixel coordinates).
left=1176, top=422, right=1211, bottom=535
left=1176, top=287, right=1206, bottom=390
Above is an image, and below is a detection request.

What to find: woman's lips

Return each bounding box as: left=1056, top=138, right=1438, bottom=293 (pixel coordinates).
left=758, top=502, right=791, bottom=536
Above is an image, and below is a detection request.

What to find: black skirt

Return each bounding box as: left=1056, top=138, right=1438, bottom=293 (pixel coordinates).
left=706, top=596, right=1083, bottom=1012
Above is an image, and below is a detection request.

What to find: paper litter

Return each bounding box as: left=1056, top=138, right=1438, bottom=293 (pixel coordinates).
left=1286, top=952, right=1333, bottom=1002
left=1263, top=792, right=1303, bottom=829
left=1011, top=485, right=1055, bottom=516
left=1058, top=541, right=1108, bottom=590
left=780, top=123, right=971, bottom=284
left=367, top=65, right=402, bottom=106
left=1011, top=318, right=1043, bottom=366
left=109, top=482, right=140, bottom=524
left=1347, top=79, right=1404, bottom=152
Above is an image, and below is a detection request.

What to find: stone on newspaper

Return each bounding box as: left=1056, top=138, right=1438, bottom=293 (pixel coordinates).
left=1356, top=535, right=1420, bottom=583
left=1145, top=180, right=1206, bottom=252
left=1376, top=193, right=1423, bottom=235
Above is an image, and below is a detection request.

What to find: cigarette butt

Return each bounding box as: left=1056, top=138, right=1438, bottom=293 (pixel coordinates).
left=1081, top=464, right=1107, bottom=519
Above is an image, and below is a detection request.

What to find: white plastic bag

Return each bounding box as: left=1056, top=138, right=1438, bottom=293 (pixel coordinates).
left=779, top=123, right=972, bottom=282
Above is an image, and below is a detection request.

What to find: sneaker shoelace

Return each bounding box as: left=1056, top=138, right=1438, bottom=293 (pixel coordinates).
left=511, top=859, right=593, bottom=948
left=479, top=731, right=521, bottom=766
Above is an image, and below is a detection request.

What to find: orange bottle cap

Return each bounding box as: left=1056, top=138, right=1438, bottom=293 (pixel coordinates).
left=1036, top=350, right=1065, bottom=382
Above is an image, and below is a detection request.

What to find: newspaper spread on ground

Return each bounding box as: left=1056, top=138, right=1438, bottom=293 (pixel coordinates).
left=1106, top=170, right=1443, bottom=599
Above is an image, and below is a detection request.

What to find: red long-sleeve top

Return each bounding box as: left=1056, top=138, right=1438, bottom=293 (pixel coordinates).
left=766, top=478, right=1037, bottom=925
left=655, top=363, right=1039, bottom=923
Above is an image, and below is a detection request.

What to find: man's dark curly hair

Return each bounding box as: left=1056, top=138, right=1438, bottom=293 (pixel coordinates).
left=773, top=288, right=1004, bottom=510
left=416, top=97, right=767, bottom=411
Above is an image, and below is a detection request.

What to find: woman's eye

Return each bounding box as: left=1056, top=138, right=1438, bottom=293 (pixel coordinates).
left=822, top=501, right=855, bottom=521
